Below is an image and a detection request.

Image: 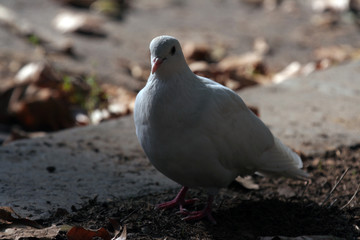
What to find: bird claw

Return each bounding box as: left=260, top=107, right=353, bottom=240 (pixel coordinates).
left=154, top=187, right=217, bottom=224
left=184, top=198, right=200, bottom=205
left=155, top=199, right=178, bottom=210
left=156, top=197, right=199, bottom=210
left=181, top=209, right=217, bottom=225
left=176, top=208, right=189, bottom=215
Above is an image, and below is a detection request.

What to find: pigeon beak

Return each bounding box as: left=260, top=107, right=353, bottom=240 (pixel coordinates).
left=151, top=57, right=164, bottom=74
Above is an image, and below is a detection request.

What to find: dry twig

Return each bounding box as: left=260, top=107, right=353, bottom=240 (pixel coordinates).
left=320, top=167, right=350, bottom=206
left=300, top=180, right=311, bottom=197
left=340, top=184, right=360, bottom=210
left=120, top=208, right=138, bottom=224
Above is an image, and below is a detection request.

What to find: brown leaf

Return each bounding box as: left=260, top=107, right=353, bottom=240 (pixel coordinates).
left=313, top=45, right=353, bottom=63
left=188, top=61, right=210, bottom=73
left=224, top=78, right=242, bottom=90
left=108, top=218, right=121, bottom=233
left=183, top=42, right=211, bottom=62
left=102, top=84, right=136, bottom=117
left=117, top=58, right=149, bottom=82
left=67, top=226, right=111, bottom=240
left=247, top=105, right=260, bottom=117
left=188, top=61, right=213, bottom=79
left=217, top=53, right=263, bottom=73
left=9, top=87, right=75, bottom=131
left=216, top=52, right=268, bottom=89
left=3, top=62, right=79, bottom=131
left=0, top=206, right=43, bottom=229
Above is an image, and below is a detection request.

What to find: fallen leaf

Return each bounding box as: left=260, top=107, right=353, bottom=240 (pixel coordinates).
left=102, top=83, right=136, bottom=117
left=300, top=62, right=316, bottom=76
left=14, top=62, right=61, bottom=88
left=118, top=58, right=149, bottom=82
left=247, top=105, right=260, bottom=117
left=0, top=225, right=60, bottom=240
left=53, top=11, right=106, bottom=37
left=277, top=185, right=296, bottom=198
left=217, top=53, right=263, bottom=73
left=67, top=226, right=111, bottom=240
left=311, top=0, right=350, bottom=12
left=253, top=37, right=270, bottom=56
left=188, top=61, right=211, bottom=74
left=183, top=42, right=211, bottom=62
left=210, top=44, right=227, bottom=62
left=112, top=225, right=127, bottom=240
left=2, top=62, right=116, bottom=131
left=235, top=176, right=260, bottom=190
left=313, top=45, right=353, bottom=63
left=310, top=12, right=341, bottom=27
left=9, top=87, right=75, bottom=131
left=272, top=61, right=301, bottom=84
left=214, top=52, right=268, bottom=90
left=315, top=58, right=331, bottom=70
left=90, top=108, right=110, bottom=124
left=224, top=78, right=242, bottom=90
left=188, top=61, right=213, bottom=79
left=0, top=206, right=43, bottom=229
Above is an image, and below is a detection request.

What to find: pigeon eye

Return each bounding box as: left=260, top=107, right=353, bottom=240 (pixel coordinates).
left=170, top=46, right=176, bottom=55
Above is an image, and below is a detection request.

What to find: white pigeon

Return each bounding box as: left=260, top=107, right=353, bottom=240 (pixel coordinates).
left=134, top=35, right=308, bottom=224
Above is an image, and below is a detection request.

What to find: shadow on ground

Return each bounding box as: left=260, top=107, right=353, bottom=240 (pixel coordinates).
left=211, top=198, right=356, bottom=239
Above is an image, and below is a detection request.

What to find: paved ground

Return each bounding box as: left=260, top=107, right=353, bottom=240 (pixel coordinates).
left=0, top=60, right=359, bottom=219
left=241, top=60, right=360, bottom=155
left=0, top=116, right=176, bottom=219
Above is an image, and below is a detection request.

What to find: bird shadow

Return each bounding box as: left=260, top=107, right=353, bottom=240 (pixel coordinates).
left=206, top=198, right=356, bottom=239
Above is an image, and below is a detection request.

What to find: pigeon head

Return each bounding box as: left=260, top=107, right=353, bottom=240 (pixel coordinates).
left=149, top=35, right=188, bottom=76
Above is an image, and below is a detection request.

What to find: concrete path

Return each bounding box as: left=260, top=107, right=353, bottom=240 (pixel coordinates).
left=1, top=61, right=360, bottom=219
left=240, top=60, right=360, bottom=155
left=0, top=117, right=176, bottom=219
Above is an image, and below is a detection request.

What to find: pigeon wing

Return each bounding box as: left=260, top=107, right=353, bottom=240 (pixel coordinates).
left=197, top=76, right=307, bottom=178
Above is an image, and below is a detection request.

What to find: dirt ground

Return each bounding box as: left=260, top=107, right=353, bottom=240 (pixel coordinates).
left=40, top=144, right=360, bottom=239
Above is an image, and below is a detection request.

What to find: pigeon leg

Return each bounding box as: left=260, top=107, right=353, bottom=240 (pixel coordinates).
left=181, top=195, right=216, bottom=224
left=156, top=186, right=198, bottom=212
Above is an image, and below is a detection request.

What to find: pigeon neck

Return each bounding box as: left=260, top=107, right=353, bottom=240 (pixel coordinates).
left=154, top=59, right=194, bottom=81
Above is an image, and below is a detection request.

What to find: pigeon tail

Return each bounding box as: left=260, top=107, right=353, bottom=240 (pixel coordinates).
left=256, top=137, right=309, bottom=180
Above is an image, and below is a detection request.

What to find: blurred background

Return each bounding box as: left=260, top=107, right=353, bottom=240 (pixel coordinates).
left=0, top=0, right=359, bottom=144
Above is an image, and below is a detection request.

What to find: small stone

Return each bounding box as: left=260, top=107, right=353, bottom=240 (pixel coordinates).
left=46, top=166, right=56, bottom=173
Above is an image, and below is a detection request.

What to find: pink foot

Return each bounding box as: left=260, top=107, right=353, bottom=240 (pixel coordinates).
left=156, top=187, right=198, bottom=211
left=156, top=187, right=216, bottom=224
left=181, top=196, right=216, bottom=224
